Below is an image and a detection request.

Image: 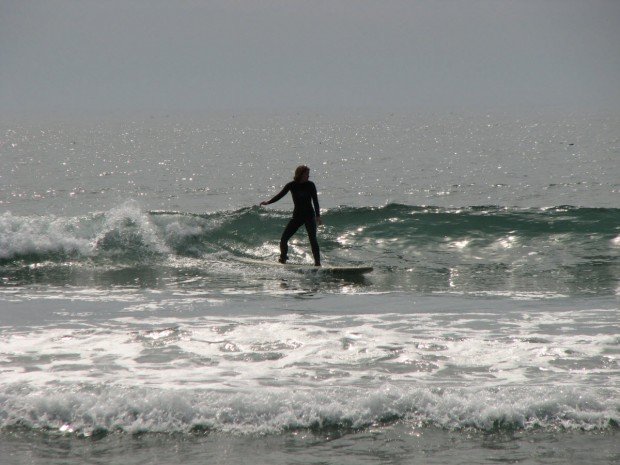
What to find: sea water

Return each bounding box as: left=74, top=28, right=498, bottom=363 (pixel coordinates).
left=0, top=112, right=618, bottom=464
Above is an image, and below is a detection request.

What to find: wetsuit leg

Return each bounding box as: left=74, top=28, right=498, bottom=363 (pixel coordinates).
left=280, top=217, right=304, bottom=263
left=304, top=217, right=321, bottom=266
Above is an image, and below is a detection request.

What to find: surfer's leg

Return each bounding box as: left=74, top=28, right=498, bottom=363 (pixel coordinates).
left=280, top=218, right=302, bottom=263
left=305, top=217, right=321, bottom=266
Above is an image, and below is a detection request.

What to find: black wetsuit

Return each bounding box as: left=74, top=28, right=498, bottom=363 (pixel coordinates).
left=266, top=181, right=321, bottom=266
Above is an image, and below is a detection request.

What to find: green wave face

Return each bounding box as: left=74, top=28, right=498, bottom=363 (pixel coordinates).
left=1, top=204, right=618, bottom=296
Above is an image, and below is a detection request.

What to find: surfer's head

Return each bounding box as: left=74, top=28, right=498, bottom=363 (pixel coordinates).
left=294, top=165, right=310, bottom=182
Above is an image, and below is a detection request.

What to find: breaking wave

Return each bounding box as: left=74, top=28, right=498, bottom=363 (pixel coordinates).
left=1, top=383, right=617, bottom=437
left=1, top=201, right=618, bottom=294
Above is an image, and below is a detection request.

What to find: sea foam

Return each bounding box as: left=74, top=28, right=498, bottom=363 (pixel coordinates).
left=0, top=211, right=92, bottom=260
left=0, top=383, right=617, bottom=436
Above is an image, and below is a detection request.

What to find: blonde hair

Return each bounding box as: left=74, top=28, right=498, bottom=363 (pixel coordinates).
left=293, top=165, right=310, bottom=182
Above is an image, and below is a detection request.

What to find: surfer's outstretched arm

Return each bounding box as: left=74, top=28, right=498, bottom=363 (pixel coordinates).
left=260, top=183, right=292, bottom=206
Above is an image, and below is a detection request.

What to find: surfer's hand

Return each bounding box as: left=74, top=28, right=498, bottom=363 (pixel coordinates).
left=260, top=201, right=269, bottom=206
left=316, top=216, right=323, bottom=226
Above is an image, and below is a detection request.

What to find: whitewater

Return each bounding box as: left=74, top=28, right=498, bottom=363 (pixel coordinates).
left=0, top=113, right=618, bottom=464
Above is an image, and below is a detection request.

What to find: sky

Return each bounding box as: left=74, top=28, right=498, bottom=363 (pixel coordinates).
left=1, top=0, right=619, bottom=119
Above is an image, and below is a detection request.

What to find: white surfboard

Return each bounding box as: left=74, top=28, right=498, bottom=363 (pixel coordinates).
left=238, top=258, right=373, bottom=275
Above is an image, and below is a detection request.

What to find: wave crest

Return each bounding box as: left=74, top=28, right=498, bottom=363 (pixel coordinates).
left=1, top=384, right=616, bottom=437
left=1, top=202, right=617, bottom=295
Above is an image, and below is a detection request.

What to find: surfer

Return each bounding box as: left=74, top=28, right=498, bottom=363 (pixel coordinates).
left=260, top=165, right=322, bottom=266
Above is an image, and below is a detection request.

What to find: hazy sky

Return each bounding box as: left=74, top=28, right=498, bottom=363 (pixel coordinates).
left=2, top=0, right=619, bottom=119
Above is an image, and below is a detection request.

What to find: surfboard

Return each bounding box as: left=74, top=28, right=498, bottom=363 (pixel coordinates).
left=237, top=258, right=373, bottom=275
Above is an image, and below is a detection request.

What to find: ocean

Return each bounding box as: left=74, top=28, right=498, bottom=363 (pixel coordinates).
left=1, top=112, right=618, bottom=464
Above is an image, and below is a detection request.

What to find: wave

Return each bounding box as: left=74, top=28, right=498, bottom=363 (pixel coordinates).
left=0, top=383, right=616, bottom=437
left=2, top=201, right=618, bottom=261
left=1, top=201, right=618, bottom=294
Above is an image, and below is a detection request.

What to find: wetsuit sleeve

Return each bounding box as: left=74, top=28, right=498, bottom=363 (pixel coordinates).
left=267, top=182, right=292, bottom=204
left=311, top=182, right=320, bottom=217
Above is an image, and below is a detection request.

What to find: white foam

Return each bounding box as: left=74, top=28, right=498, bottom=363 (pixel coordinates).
left=0, top=201, right=171, bottom=261
left=1, top=311, right=617, bottom=390
left=0, top=382, right=616, bottom=436
left=0, top=211, right=93, bottom=259
left=93, top=200, right=170, bottom=255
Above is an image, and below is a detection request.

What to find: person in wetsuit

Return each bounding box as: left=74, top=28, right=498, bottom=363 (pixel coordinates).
left=260, top=165, right=322, bottom=266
